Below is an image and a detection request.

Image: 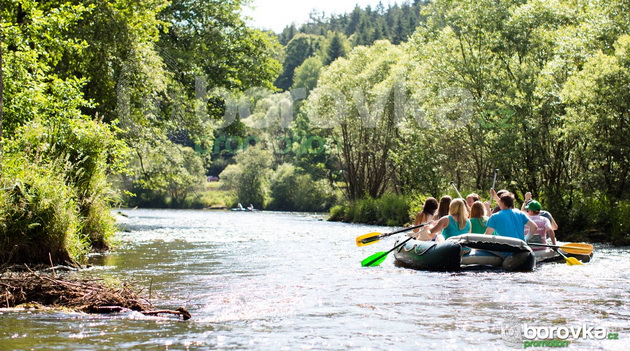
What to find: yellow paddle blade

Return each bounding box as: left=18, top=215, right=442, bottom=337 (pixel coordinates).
left=356, top=232, right=382, bottom=247
left=565, top=257, right=583, bottom=266
left=560, top=243, right=594, bottom=255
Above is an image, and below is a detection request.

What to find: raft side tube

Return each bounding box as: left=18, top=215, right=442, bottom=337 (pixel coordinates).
left=447, top=234, right=533, bottom=253
left=393, top=239, right=462, bottom=271
left=449, top=234, right=535, bottom=272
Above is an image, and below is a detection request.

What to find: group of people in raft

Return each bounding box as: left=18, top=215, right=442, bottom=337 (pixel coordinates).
left=410, top=189, right=558, bottom=250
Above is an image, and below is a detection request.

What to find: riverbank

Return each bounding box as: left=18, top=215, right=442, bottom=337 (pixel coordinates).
left=0, top=268, right=190, bottom=320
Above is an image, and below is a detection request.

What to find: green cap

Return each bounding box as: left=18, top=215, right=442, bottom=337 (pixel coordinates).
left=525, top=200, right=542, bottom=212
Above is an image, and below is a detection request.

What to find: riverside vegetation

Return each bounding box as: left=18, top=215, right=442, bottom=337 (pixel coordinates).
left=0, top=0, right=628, bottom=281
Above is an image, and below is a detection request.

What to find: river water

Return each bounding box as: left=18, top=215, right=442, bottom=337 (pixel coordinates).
left=1, top=209, right=628, bottom=350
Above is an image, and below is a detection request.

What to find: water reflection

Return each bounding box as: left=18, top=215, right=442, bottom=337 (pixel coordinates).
left=1, top=209, right=628, bottom=350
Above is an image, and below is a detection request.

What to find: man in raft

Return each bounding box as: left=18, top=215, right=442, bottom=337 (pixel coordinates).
left=484, top=192, right=538, bottom=241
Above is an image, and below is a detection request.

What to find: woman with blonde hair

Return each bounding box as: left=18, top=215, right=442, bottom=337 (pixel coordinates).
left=426, top=198, right=471, bottom=240
left=469, top=201, right=489, bottom=234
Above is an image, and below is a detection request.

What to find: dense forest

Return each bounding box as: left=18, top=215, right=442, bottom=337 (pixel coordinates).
left=1, top=0, right=629, bottom=266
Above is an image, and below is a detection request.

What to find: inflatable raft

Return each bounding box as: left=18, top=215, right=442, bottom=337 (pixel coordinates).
left=532, top=247, right=592, bottom=264
left=393, top=234, right=536, bottom=272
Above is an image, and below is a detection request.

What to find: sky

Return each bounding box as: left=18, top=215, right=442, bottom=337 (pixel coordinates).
left=243, top=0, right=401, bottom=33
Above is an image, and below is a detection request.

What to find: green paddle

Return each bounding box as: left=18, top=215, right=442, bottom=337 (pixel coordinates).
left=361, top=236, right=414, bottom=267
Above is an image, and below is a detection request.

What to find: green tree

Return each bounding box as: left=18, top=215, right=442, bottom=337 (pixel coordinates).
left=562, top=35, right=630, bottom=200
left=292, top=57, right=323, bottom=94
left=307, top=40, right=407, bottom=200
left=268, top=163, right=335, bottom=211
left=323, top=32, right=349, bottom=65
left=219, top=147, right=272, bottom=208
left=59, top=0, right=170, bottom=126
left=275, top=34, right=322, bottom=90
left=134, top=142, right=206, bottom=208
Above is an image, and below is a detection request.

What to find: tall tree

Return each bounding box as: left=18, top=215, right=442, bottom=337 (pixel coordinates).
left=562, top=35, right=630, bottom=200
left=307, top=41, right=407, bottom=200
left=275, top=34, right=322, bottom=90
left=324, top=32, right=349, bottom=65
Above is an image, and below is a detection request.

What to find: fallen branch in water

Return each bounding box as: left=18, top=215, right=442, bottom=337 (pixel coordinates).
left=88, top=306, right=191, bottom=320
left=0, top=268, right=191, bottom=320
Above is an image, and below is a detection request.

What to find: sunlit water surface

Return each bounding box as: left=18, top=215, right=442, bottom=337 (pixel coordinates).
left=1, top=209, right=629, bottom=350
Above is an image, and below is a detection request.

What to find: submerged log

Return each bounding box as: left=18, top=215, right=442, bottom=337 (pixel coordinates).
left=0, top=268, right=191, bottom=320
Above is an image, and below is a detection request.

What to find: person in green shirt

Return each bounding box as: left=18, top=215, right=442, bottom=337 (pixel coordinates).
left=469, top=201, right=489, bottom=234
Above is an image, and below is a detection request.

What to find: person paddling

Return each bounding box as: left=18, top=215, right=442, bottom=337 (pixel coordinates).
left=521, top=192, right=558, bottom=230
left=484, top=192, right=537, bottom=241
left=410, top=197, right=439, bottom=240
left=469, top=201, right=489, bottom=234
left=523, top=200, right=556, bottom=249
left=427, top=199, right=471, bottom=240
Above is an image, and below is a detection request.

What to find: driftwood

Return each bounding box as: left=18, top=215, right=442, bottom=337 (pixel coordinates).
left=0, top=268, right=191, bottom=320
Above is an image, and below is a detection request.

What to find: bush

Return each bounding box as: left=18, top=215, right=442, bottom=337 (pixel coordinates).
left=268, top=164, right=336, bottom=212
left=555, top=192, right=630, bottom=245
left=376, top=193, right=411, bottom=226
left=611, top=201, right=630, bottom=245
left=0, top=117, right=128, bottom=264
left=328, top=205, right=347, bottom=221
left=219, top=147, right=272, bottom=209
left=327, top=193, right=410, bottom=226
left=0, top=156, right=87, bottom=265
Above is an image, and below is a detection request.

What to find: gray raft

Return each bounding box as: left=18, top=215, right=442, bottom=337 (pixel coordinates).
left=393, top=234, right=536, bottom=272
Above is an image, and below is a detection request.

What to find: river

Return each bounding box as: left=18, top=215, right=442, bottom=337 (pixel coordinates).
left=1, top=209, right=628, bottom=350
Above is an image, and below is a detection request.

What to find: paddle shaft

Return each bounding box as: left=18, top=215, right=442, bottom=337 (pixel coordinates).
left=490, top=169, right=498, bottom=206
left=450, top=182, right=463, bottom=199
left=359, top=223, right=427, bottom=245
left=528, top=242, right=592, bottom=254
left=363, top=236, right=414, bottom=267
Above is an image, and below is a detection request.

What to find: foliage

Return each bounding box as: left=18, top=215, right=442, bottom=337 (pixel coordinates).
left=268, top=163, right=336, bottom=212
left=292, top=56, right=323, bottom=94
left=1, top=0, right=92, bottom=135
left=323, top=32, right=350, bottom=66
left=160, top=0, right=281, bottom=92
left=59, top=0, right=170, bottom=126
left=10, top=118, right=128, bottom=249
left=219, top=147, right=272, bottom=208
left=278, top=1, right=428, bottom=47
left=275, top=34, right=323, bottom=91
left=132, top=142, right=206, bottom=208
left=0, top=154, right=86, bottom=265
left=561, top=34, right=630, bottom=200
left=1, top=1, right=134, bottom=264
left=327, top=193, right=410, bottom=226
left=307, top=40, right=408, bottom=200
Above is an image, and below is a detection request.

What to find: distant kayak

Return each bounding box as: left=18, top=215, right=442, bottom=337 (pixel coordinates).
left=232, top=203, right=256, bottom=211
